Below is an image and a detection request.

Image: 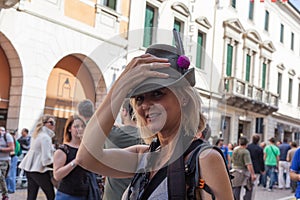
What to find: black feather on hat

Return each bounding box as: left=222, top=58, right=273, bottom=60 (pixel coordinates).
left=128, top=29, right=195, bottom=97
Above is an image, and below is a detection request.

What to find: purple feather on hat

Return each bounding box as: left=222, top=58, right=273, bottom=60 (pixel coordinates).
left=177, top=55, right=190, bottom=69
left=173, top=29, right=190, bottom=70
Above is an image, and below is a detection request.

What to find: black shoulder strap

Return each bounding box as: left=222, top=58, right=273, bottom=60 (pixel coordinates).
left=140, top=166, right=167, bottom=200
left=270, top=145, right=277, bottom=157
left=4, top=133, right=7, bottom=143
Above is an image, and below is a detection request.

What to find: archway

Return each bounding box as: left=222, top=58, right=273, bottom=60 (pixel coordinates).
left=0, top=33, right=23, bottom=131
left=44, top=54, right=106, bottom=145
left=0, top=46, right=10, bottom=127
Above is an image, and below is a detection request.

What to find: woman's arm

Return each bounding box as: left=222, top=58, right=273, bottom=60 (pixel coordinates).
left=199, top=149, right=234, bottom=200
left=53, top=149, right=74, bottom=181
left=76, top=55, right=169, bottom=177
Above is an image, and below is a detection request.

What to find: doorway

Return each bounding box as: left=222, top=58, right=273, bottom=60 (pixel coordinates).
left=238, top=120, right=251, bottom=143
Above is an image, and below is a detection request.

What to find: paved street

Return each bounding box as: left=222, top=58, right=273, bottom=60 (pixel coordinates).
left=6, top=185, right=297, bottom=200
left=255, top=186, right=295, bottom=200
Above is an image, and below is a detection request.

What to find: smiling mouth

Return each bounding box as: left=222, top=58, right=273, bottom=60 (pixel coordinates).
left=146, top=113, right=160, bottom=121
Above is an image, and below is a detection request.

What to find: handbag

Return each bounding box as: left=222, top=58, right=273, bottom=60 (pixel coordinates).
left=245, top=176, right=253, bottom=191
left=87, top=172, right=102, bottom=200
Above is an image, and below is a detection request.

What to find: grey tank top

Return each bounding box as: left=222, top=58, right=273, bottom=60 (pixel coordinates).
left=121, top=153, right=168, bottom=200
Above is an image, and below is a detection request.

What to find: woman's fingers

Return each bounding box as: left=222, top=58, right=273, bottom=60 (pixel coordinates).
left=112, top=54, right=171, bottom=95
left=127, top=54, right=169, bottom=69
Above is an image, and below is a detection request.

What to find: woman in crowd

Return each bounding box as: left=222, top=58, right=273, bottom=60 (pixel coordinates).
left=19, top=114, right=56, bottom=200
left=53, top=114, right=101, bottom=200
left=76, top=31, right=233, bottom=199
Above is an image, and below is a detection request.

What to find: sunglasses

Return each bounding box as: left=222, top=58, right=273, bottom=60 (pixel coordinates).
left=46, top=121, right=55, bottom=126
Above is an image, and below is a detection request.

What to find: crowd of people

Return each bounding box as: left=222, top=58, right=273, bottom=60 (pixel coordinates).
left=216, top=134, right=300, bottom=200
left=1, top=30, right=300, bottom=200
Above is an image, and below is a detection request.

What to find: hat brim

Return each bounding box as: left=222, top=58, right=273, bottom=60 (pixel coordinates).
left=127, top=68, right=195, bottom=97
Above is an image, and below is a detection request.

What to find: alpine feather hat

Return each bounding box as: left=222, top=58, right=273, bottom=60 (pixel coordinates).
left=128, top=29, right=195, bottom=97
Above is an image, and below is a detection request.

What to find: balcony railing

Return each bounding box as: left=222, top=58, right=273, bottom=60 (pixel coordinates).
left=224, top=77, right=279, bottom=114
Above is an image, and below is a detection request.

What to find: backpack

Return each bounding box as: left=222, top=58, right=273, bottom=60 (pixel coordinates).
left=2, top=133, right=20, bottom=157
left=127, top=138, right=233, bottom=200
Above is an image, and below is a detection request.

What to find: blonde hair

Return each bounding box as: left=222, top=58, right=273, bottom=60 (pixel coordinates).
left=198, top=112, right=207, bottom=133
left=32, top=114, right=55, bottom=138
left=131, top=86, right=201, bottom=144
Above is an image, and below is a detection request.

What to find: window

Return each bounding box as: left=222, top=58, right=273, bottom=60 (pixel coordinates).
left=173, top=19, right=183, bottom=46
left=255, top=118, right=264, bottom=134
left=291, top=32, right=294, bottom=50
left=174, top=19, right=181, bottom=32
left=277, top=72, right=282, bottom=99
left=280, top=24, right=284, bottom=43
left=262, top=63, right=267, bottom=89
left=248, top=1, right=254, bottom=20
left=102, top=0, right=116, bottom=10
left=196, top=31, right=205, bottom=69
left=231, top=0, right=236, bottom=8
left=245, top=54, right=251, bottom=82
left=288, top=78, right=293, bottom=103
left=226, top=44, right=233, bottom=76
left=143, top=5, right=155, bottom=48
left=264, top=11, right=269, bottom=31
left=298, top=84, right=300, bottom=107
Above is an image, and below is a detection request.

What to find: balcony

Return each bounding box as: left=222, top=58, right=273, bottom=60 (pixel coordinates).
left=223, top=77, right=279, bottom=115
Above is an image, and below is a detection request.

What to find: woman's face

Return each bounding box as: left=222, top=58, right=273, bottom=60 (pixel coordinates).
left=70, top=119, right=85, bottom=139
left=133, top=88, right=181, bottom=134
left=44, top=118, right=56, bottom=131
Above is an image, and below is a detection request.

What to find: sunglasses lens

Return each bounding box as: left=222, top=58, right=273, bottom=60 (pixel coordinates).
left=46, top=121, right=54, bottom=126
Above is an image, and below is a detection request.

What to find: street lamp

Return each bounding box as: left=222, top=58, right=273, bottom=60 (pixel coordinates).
left=0, top=0, right=19, bottom=9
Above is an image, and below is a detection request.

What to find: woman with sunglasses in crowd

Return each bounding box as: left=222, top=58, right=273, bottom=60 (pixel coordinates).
left=76, top=30, right=233, bottom=199
left=19, top=114, right=56, bottom=200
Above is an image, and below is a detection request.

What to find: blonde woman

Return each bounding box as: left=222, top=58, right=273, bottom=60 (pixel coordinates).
left=76, top=31, right=233, bottom=199
left=19, top=114, right=56, bottom=200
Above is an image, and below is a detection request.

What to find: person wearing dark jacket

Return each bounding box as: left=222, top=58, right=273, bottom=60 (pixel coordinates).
left=246, top=134, right=265, bottom=200
left=18, top=128, right=31, bottom=153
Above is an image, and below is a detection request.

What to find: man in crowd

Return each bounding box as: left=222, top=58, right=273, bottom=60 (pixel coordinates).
left=278, top=138, right=291, bottom=190
left=231, top=136, right=256, bottom=200
left=263, top=137, right=280, bottom=192
left=216, top=138, right=231, bottom=169
left=17, top=128, right=31, bottom=153
left=0, top=127, right=14, bottom=200
left=287, top=141, right=298, bottom=193
left=77, top=99, right=95, bottom=123
left=103, top=99, right=142, bottom=200
left=246, top=134, right=265, bottom=200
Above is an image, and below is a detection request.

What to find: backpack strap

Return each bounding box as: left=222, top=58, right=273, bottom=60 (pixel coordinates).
left=3, top=133, right=7, bottom=144
left=185, top=142, right=233, bottom=200
left=140, top=166, right=167, bottom=200
left=194, top=145, right=216, bottom=200
left=185, top=141, right=215, bottom=200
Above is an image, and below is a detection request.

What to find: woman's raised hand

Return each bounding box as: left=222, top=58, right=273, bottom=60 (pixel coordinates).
left=112, top=54, right=170, bottom=94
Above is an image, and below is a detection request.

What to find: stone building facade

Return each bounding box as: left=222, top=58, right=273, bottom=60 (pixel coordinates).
left=0, top=0, right=299, bottom=145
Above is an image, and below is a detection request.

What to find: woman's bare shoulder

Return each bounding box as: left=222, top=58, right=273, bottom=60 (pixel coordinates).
left=199, top=147, right=225, bottom=164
